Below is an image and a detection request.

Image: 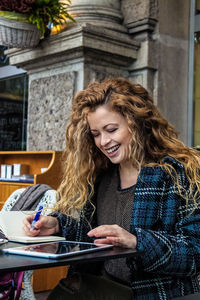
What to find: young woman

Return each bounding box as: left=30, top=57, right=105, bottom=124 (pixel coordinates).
left=24, top=77, right=200, bottom=299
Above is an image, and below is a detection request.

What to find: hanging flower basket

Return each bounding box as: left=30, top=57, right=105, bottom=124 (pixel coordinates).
left=0, top=13, right=40, bottom=49
left=0, top=1, right=75, bottom=49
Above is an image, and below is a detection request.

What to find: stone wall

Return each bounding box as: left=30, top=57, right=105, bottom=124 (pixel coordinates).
left=28, top=72, right=76, bottom=150
left=156, top=0, right=190, bottom=143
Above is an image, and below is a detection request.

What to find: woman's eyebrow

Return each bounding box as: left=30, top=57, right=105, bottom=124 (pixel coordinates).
left=90, top=123, right=118, bottom=131
left=103, top=123, right=118, bottom=129
left=90, top=129, right=98, bottom=132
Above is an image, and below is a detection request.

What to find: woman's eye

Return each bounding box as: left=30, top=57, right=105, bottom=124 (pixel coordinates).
left=91, top=132, right=99, bottom=138
left=107, top=128, right=117, bottom=133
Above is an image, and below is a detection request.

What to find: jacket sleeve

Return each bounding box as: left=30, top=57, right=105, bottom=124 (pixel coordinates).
left=51, top=178, right=99, bottom=242
left=51, top=208, right=95, bottom=242
left=53, top=212, right=79, bottom=240
left=134, top=209, right=200, bottom=276
left=129, top=160, right=200, bottom=276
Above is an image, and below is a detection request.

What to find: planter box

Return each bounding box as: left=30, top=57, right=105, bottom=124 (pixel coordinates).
left=0, top=16, right=40, bottom=49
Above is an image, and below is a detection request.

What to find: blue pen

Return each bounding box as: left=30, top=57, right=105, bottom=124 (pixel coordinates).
left=30, top=205, right=43, bottom=232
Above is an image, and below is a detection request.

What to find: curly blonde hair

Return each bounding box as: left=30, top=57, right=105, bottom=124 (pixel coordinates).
left=55, top=77, right=200, bottom=215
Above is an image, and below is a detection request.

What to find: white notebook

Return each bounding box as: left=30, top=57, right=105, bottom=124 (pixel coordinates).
left=0, top=211, right=65, bottom=244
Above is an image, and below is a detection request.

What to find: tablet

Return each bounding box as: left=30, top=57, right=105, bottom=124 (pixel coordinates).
left=3, top=240, right=113, bottom=259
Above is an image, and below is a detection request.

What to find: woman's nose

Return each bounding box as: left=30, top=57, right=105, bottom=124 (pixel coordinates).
left=100, top=133, right=111, bottom=146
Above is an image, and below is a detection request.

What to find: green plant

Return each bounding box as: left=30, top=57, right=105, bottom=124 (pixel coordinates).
left=28, top=0, right=75, bottom=35
left=0, top=0, right=75, bottom=36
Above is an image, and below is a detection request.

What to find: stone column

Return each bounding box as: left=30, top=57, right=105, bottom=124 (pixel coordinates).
left=121, top=0, right=159, bottom=103
left=68, top=0, right=126, bottom=32
left=121, top=0, right=158, bottom=39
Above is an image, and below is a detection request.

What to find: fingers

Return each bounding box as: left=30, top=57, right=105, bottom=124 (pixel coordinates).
left=94, top=236, right=127, bottom=247
left=23, top=215, right=59, bottom=237
left=23, top=226, right=39, bottom=236
left=88, top=224, right=120, bottom=238
left=94, top=237, right=121, bottom=246
left=23, top=216, right=47, bottom=236
left=23, top=215, right=36, bottom=236
left=23, top=215, right=34, bottom=226
left=88, top=225, right=137, bottom=249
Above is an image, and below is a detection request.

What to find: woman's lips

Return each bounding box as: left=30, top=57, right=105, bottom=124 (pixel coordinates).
left=105, top=145, right=120, bottom=156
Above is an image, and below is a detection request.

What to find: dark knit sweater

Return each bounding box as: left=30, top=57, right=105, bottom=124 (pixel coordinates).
left=97, top=166, right=135, bottom=284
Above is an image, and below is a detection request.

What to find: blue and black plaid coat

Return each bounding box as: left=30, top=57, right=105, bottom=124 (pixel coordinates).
left=56, top=156, right=200, bottom=299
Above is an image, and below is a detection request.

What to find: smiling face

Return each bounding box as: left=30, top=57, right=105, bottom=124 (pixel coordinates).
left=87, top=104, right=131, bottom=166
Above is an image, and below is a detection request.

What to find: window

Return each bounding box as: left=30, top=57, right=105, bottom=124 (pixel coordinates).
left=0, top=49, right=28, bottom=150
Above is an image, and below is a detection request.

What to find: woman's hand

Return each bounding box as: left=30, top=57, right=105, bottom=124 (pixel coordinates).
left=87, top=224, right=137, bottom=249
left=23, top=215, right=59, bottom=237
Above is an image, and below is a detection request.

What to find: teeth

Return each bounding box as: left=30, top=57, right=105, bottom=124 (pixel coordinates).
left=107, top=145, right=119, bottom=154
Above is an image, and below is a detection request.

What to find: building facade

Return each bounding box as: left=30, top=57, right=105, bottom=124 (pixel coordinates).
left=3, top=0, right=199, bottom=151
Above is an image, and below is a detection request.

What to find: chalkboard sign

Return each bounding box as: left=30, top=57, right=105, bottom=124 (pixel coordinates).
left=0, top=98, right=26, bottom=150
left=0, top=72, right=28, bottom=151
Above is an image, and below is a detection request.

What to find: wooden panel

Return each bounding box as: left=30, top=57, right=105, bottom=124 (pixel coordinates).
left=0, top=151, right=56, bottom=175
left=0, top=151, right=63, bottom=203
left=0, top=182, right=31, bottom=209
left=36, top=151, right=63, bottom=190
left=33, top=266, right=69, bottom=292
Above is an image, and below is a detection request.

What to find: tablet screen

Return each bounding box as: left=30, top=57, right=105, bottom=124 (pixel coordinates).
left=3, top=241, right=113, bottom=259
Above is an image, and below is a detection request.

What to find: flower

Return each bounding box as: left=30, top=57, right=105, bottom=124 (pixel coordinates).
left=0, top=0, right=36, bottom=14
left=0, top=0, right=75, bottom=36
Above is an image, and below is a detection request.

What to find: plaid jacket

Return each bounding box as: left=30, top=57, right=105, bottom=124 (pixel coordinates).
left=56, top=156, right=200, bottom=299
